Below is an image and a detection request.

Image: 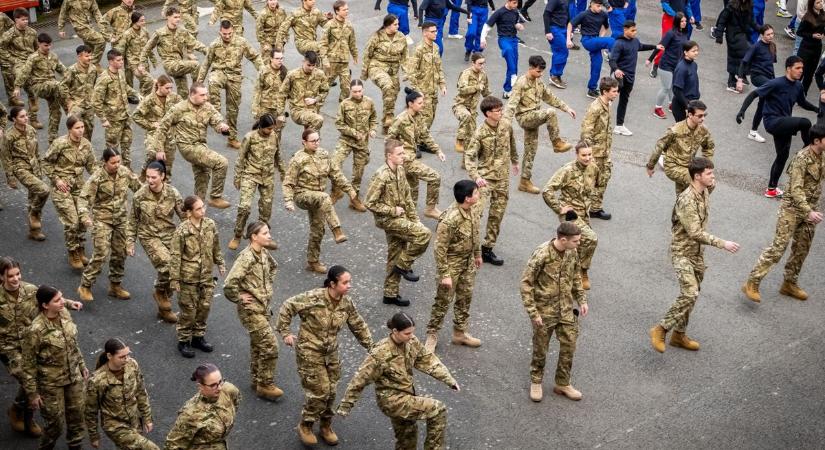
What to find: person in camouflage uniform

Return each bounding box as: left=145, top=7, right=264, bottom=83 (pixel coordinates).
left=133, top=75, right=184, bottom=179
left=320, top=1, right=357, bottom=102
left=542, top=142, right=600, bottom=290
left=22, top=285, right=88, bottom=450
left=521, top=221, right=589, bottom=402
left=425, top=180, right=483, bottom=354
left=165, top=364, right=240, bottom=450
left=647, top=100, right=715, bottom=194
left=230, top=115, right=285, bottom=251
left=139, top=8, right=207, bottom=98
left=76, top=148, right=142, bottom=303
left=101, top=0, right=135, bottom=43
left=162, top=0, right=200, bottom=37
left=580, top=77, right=619, bottom=220
left=58, top=0, right=107, bottom=64
left=0, top=9, right=38, bottom=118
left=275, top=51, right=330, bottom=131
left=331, top=80, right=377, bottom=210
left=60, top=45, right=98, bottom=140
left=252, top=47, right=288, bottom=147
left=197, top=20, right=262, bottom=149
left=406, top=22, right=447, bottom=130
left=386, top=89, right=445, bottom=219
left=210, top=0, right=258, bottom=34
left=93, top=49, right=139, bottom=169
left=365, top=140, right=433, bottom=307
left=256, top=0, right=287, bottom=65
left=276, top=0, right=331, bottom=56
left=283, top=129, right=356, bottom=273
left=275, top=266, right=373, bottom=446
left=42, top=116, right=96, bottom=269
left=452, top=53, right=490, bottom=152
left=649, top=157, right=740, bottom=354
left=127, top=161, right=185, bottom=324
left=465, top=96, right=519, bottom=266
left=336, top=312, right=460, bottom=450
left=170, top=195, right=226, bottom=358
left=743, top=125, right=825, bottom=303
left=0, top=12, right=14, bottom=98
left=115, top=11, right=155, bottom=96
left=85, top=338, right=158, bottom=450
left=223, top=221, right=284, bottom=401
left=14, top=33, right=67, bottom=144
left=1, top=107, right=50, bottom=241
left=152, top=83, right=232, bottom=209
left=362, top=15, right=409, bottom=132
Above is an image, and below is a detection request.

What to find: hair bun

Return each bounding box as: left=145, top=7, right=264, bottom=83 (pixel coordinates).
left=404, top=86, right=414, bottom=94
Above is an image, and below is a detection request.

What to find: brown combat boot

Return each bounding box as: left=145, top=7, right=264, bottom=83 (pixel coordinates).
left=108, top=283, right=131, bottom=300
left=553, top=384, right=582, bottom=401
left=306, top=261, right=327, bottom=274
left=227, top=139, right=241, bottom=149
left=649, top=325, right=667, bottom=353
left=581, top=270, right=591, bottom=290
left=455, top=139, right=465, bottom=153
left=30, top=119, right=44, bottom=130
left=741, top=280, right=761, bottom=303
left=452, top=329, right=481, bottom=347
left=349, top=196, right=367, bottom=212
left=330, top=187, right=344, bottom=204
left=332, top=227, right=348, bottom=244
left=23, top=409, right=42, bottom=438
left=228, top=237, right=241, bottom=250
left=264, top=240, right=279, bottom=251
left=256, top=383, right=284, bottom=401
left=319, top=418, right=339, bottom=446
left=9, top=96, right=23, bottom=107
left=517, top=177, right=540, bottom=194
left=28, top=212, right=42, bottom=230
left=153, top=289, right=178, bottom=323
left=207, top=197, right=231, bottom=209
left=423, top=205, right=442, bottom=219
left=27, top=228, right=45, bottom=241
left=77, top=285, right=94, bottom=302
left=78, top=248, right=89, bottom=265
left=669, top=331, right=700, bottom=351
left=424, top=333, right=438, bottom=353
left=382, top=117, right=393, bottom=134
left=529, top=383, right=543, bottom=402
left=7, top=406, right=24, bottom=433
left=552, top=138, right=572, bottom=153
left=779, top=280, right=808, bottom=301
left=298, top=421, right=318, bottom=445
left=68, top=249, right=84, bottom=270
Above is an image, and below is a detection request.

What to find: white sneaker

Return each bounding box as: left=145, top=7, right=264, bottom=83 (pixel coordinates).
left=405, top=35, right=414, bottom=45
left=613, top=125, right=633, bottom=136
left=748, top=130, right=766, bottom=143
left=658, top=155, right=665, bottom=169
left=447, top=34, right=463, bottom=39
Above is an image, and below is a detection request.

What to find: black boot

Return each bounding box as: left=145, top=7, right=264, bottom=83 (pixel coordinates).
left=589, top=209, right=612, bottom=220
left=330, top=80, right=338, bottom=87
left=177, top=341, right=195, bottom=358
left=191, top=336, right=214, bottom=353
left=393, top=265, right=420, bottom=282
left=464, top=51, right=471, bottom=62
left=383, top=295, right=411, bottom=306
left=481, top=246, right=504, bottom=266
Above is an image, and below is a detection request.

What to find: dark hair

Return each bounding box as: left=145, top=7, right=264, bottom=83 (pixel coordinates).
left=528, top=55, right=546, bottom=70
left=404, top=87, right=422, bottom=106
left=804, top=0, right=825, bottom=26
left=350, top=79, right=364, bottom=88
left=13, top=7, right=29, bottom=19
left=146, top=160, right=167, bottom=178
left=323, top=265, right=349, bottom=288
left=421, top=20, right=437, bottom=30
left=785, top=55, right=803, bottom=68
left=302, top=128, right=318, bottom=141
left=37, top=33, right=52, bottom=44
left=386, top=312, right=415, bottom=331
left=220, top=19, right=232, bottom=29
left=379, top=14, right=399, bottom=32
left=687, top=100, right=707, bottom=114
left=166, top=6, right=179, bottom=16
left=480, top=95, right=503, bottom=115
left=156, top=74, right=173, bottom=87
left=270, top=45, right=284, bottom=57
left=8, top=106, right=25, bottom=121
left=35, top=285, right=59, bottom=310
left=688, top=156, right=714, bottom=179
left=66, top=115, right=83, bottom=129
left=672, top=12, right=688, bottom=33
left=253, top=113, right=276, bottom=130
left=130, top=11, right=144, bottom=25
left=574, top=140, right=591, bottom=153
left=598, top=76, right=618, bottom=93
left=102, top=147, right=121, bottom=162
left=556, top=221, right=581, bottom=238
left=189, top=81, right=206, bottom=95
left=183, top=195, right=201, bottom=212
left=453, top=179, right=477, bottom=203
left=623, top=20, right=636, bottom=29
left=245, top=221, right=269, bottom=239
left=333, top=0, right=347, bottom=12
left=682, top=40, right=699, bottom=52
left=304, top=50, right=319, bottom=65
left=810, top=124, right=825, bottom=142
left=76, top=45, right=91, bottom=55
left=385, top=138, right=403, bottom=155
left=191, top=363, right=219, bottom=383
left=107, top=48, right=122, bottom=61
left=0, top=257, right=20, bottom=276
left=759, top=24, right=777, bottom=56
left=471, top=52, right=484, bottom=63
left=96, top=338, right=127, bottom=369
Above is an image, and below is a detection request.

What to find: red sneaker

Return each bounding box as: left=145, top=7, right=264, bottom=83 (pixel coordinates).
left=653, top=107, right=667, bottom=119
left=668, top=103, right=672, bottom=112
left=764, top=187, right=784, bottom=198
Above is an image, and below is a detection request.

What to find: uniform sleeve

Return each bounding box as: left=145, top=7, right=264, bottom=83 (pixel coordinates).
left=187, top=31, right=207, bottom=54
left=346, top=304, right=373, bottom=350
left=319, top=21, right=332, bottom=60
left=786, top=155, right=813, bottom=215
left=222, top=255, right=248, bottom=303
left=579, top=104, right=597, bottom=143
left=196, top=44, right=215, bottom=83
left=456, top=69, right=477, bottom=95
left=132, top=98, right=155, bottom=131
left=78, top=174, right=98, bottom=223
left=348, top=24, right=358, bottom=60
left=235, top=135, right=250, bottom=184
left=507, top=121, right=518, bottom=163
left=419, top=122, right=441, bottom=154
left=41, top=140, right=60, bottom=183
left=57, top=0, right=68, bottom=32
left=542, top=85, right=568, bottom=111
left=245, top=0, right=258, bottom=17
left=464, top=132, right=482, bottom=180
left=335, top=103, right=359, bottom=139
left=362, top=35, right=376, bottom=77
left=274, top=294, right=303, bottom=338
left=701, top=128, right=715, bottom=161
left=13, top=56, right=35, bottom=90
left=255, top=10, right=267, bottom=44
left=92, top=76, right=108, bottom=119
left=164, top=408, right=198, bottom=450
left=281, top=157, right=298, bottom=203
left=675, top=195, right=724, bottom=248
left=275, top=13, right=294, bottom=48
left=126, top=194, right=141, bottom=247
left=169, top=228, right=183, bottom=287
left=139, top=32, right=159, bottom=66
left=413, top=342, right=457, bottom=387
left=211, top=223, right=224, bottom=267
left=434, top=220, right=453, bottom=279
left=364, top=172, right=393, bottom=216
left=542, top=169, right=565, bottom=215
left=315, top=71, right=330, bottom=105
left=368, top=102, right=378, bottom=134
left=245, top=40, right=263, bottom=70
left=520, top=246, right=545, bottom=321
left=21, top=326, right=40, bottom=400
left=648, top=127, right=674, bottom=169
left=337, top=354, right=381, bottom=415
left=134, top=364, right=153, bottom=424
left=84, top=377, right=102, bottom=442
left=572, top=256, right=587, bottom=306
left=502, top=80, right=522, bottom=121
left=328, top=155, right=356, bottom=196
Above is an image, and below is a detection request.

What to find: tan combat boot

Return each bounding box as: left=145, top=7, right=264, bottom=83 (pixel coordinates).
left=228, top=237, right=241, bottom=250
left=553, top=384, right=582, bottom=401
left=649, top=325, right=667, bottom=353
left=7, top=406, right=24, bottom=433
left=319, top=418, right=339, bottom=446
left=264, top=240, right=279, bottom=251
left=529, top=383, right=543, bottom=402
left=77, top=285, right=94, bottom=302
left=741, top=280, right=761, bottom=303
left=68, top=249, right=84, bottom=270
left=28, top=213, right=42, bottom=230
left=452, top=330, right=481, bottom=347
left=517, top=177, right=540, bottom=194
left=455, top=139, right=465, bottom=153
left=298, top=421, right=318, bottom=445
left=256, top=383, right=284, bottom=401
left=23, top=409, right=42, bottom=437
left=423, top=205, right=442, bottom=219
left=779, top=280, right=808, bottom=301
left=330, top=187, right=344, bottom=204
left=669, top=331, right=700, bottom=351
left=424, top=333, right=438, bottom=353
left=227, top=139, right=241, bottom=149
left=306, top=261, right=328, bottom=274
left=349, top=196, right=367, bottom=212
left=332, top=227, right=348, bottom=244
left=552, top=138, right=572, bottom=153
left=382, top=117, right=393, bottom=134
left=79, top=248, right=89, bottom=265
left=153, top=289, right=178, bottom=323
left=108, top=283, right=131, bottom=300
left=9, top=96, right=23, bottom=107
left=27, top=227, right=45, bottom=241
left=207, top=197, right=231, bottom=209
left=581, top=270, right=591, bottom=290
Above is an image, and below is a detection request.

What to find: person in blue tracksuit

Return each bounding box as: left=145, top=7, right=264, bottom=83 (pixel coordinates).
left=462, top=0, right=496, bottom=60
left=481, top=0, right=524, bottom=96
left=569, top=0, right=614, bottom=97
left=375, top=0, right=419, bottom=37
left=544, top=0, right=571, bottom=88
left=626, top=0, right=637, bottom=20
left=607, top=0, right=628, bottom=39
left=419, top=0, right=470, bottom=54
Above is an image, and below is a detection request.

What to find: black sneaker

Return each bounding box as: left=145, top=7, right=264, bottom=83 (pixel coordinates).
left=481, top=247, right=504, bottom=266
left=694, top=23, right=704, bottom=31
left=177, top=341, right=195, bottom=358
left=383, top=295, right=411, bottom=306
left=589, top=209, right=612, bottom=220
left=649, top=64, right=658, bottom=78
left=586, top=89, right=599, bottom=99
left=517, top=36, right=526, bottom=46
left=393, top=265, right=420, bottom=282
left=464, top=51, right=471, bottom=62
left=191, top=336, right=214, bottom=353
left=519, top=9, right=531, bottom=21
left=330, top=80, right=338, bottom=87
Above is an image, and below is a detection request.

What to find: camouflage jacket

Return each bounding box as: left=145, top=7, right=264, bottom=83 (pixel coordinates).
left=276, top=6, right=329, bottom=49
left=85, top=358, right=152, bottom=443
left=362, top=30, right=407, bottom=78
left=282, top=148, right=354, bottom=203
left=256, top=5, right=287, bottom=47
left=15, top=51, right=66, bottom=89
left=78, top=165, right=142, bottom=225
left=783, top=147, right=824, bottom=217
left=386, top=109, right=440, bottom=159
left=211, top=0, right=258, bottom=28
left=115, top=26, right=156, bottom=68
left=580, top=97, right=612, bottom=158
left=133, top=92, right=184, bottom=134
left=504, top=75, right=569, bottom=120
left=406, top=40, right=445, bottom=95
left=162, top=0, right=198, bottom=18
left=365, top=164, right=419, bottom=226
left=335, top=96, right=377, bottom=149
left=61, top=61, right=98, bottom=110
left=154, top=100, right=225, bottom=148
left=337, top=335, right=456, bottom=414
left=435, top=203, right=480, bottom=278
left=0, top=282, right=39, bottom=356
left=2, top=124, right=41, bottom=176
left=520, top=239, right=587, bottom=324
left=252, top=63, right=286, bottom=116
left=0, top=15, right=11, bottom=61
left=101, top=3, right=135, bottom=39
left=647, top=120, right=714, bottom=171
left=22, top=310, right=87, bottom=397
left=464, top=119, right=518, bottom=181
left=275, top=66, right=330, bottom=114
left=0, top=26, right=37, bottom=68
left=542, top=160, right=598, bottom=216
left=93, top=68, right=138, bottom=122
left=236, top=129, right=284, bottom=184
left=127, top=183, right=185, bottom=246
left=223, top=246, right=278, bottom=332
left=170, top=217, right=224, bottom=285
left=197, top=35, right=261, bottom=81
left=58, top=0, right=104, bottom=33
left=140, top=25, right=206, bottom=65
left=320, top=18, right=357, bottom=64
left=671, top=186, right=724, bottom=258
left=453, top=67, right=490, bottom=110
left=164, top=382, right=240, bottom=450
left=275, top=287, right=373, bottom=356
left=41, top=135, right=96, bottom=188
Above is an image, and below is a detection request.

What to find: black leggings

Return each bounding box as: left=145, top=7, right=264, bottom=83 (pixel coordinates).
left=750, top=74, right=772, bottom=131
left=766, top=116, right=812, bottom=188
left=517, top=0, right=537, bottom=11
left=616, top=79, right=634, bottom=126
left=672, top=96, right=688, bottom=122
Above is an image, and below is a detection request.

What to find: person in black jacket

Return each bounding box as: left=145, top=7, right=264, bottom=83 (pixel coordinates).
left=795, top=0, right=825, bottom=95
left=712, top=0, right=759, bottom=93
left=737, top=24, right=777, bottom=143
left=608, top=20, right=661, bottom=136
left=418, top=0, right=470, bottom=55
left=671, top=40, right=700, bottom=122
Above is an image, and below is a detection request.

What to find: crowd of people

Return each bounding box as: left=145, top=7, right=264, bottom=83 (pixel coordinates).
left=0, top=0, right=823, bottom=448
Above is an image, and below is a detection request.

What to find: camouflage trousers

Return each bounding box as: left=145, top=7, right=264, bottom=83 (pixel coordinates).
left=326, top=61, right=351, bottom=103
left=38, top=380, right=85, bottom=449
left=294, top=191, right=342, bottom=264
left=181, top=12, right=199, bottom=37
left=661, top=255, right=705, bottom=333
left=377, top=391, right=447, bottom=450
left=427, top=258, right=477, bottom=334
left=178, top=143, right=229, bottom=200
left=368, top=64, right=401, bottom=127
left=125, top=64, right=154, bottom=96
left=295, top=39, right=321, bottom=58
left=207, top=72, right=242, bottom=140
left=665, top=164, right=691, bottom=194
left=102, top=422, right=159, bottom=450
left=30, top=80, right=66, bottom=144
left=12, top=167, right=50, bottom=218
left=592, top=157, right=612, bottom=211
left=240, top=318, right=279, bottom=386
left=67, top=104, right=95, bottom=140
left=233, top=178, right=274, bottom=238
left=177, top=281, right=213, bottom=341
left=162, top=59, right=200, bottom=98
left=104, top=119, right=134, bottom=169
left=516, top=108, right=561, bottom=181
left=332, top=142, right=369, bottom=196
left=2, top=63, right=36, bottom=107
left=562, top=214, right=597, bottom=270
left=530, top=318, right=578, bottom=385
left=0, top=350, right=27, bottom=410
left=74, top=23, right=107, bottom=64
left=296, top=350, right=341, bottom=423
left=473, top=179, right=509, bottom=248
left=420, top=92, right=439, bottom=130
left=144, top=133, right=178, bottom=181
left=452, top=104, right=477, bottom=144
left=81, top=220, right=128, bottom=287
left=380, top=217, right=432, bottom=297
left=140, top=237, right=172, bottom=292
left=748, top=208, right=814, bottom=285
left=404, top=159, right=441, bottom=208
left=51, top=186, right=86, bottom=251
left=290, top=107, right=324, bottom=131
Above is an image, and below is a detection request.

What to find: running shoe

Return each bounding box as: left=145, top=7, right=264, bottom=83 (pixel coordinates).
left=448, top=34, right=463, bottom=39
left=764, top=187, right=784, bottom=198
left=653, top=107, right=667, bottom=119
left=777, top=8, right=792, bottom=18
left=519, top=9, right=531, bottom=21
left=503, top=91, right=511, bottom=99
left=586, top=89, right=598, bottom=99
left=785, top=26, right=796, bottom=39
left=613, top=125, right=633, bottom=136
left=726, top=86, right=741, bottom=93
left=517, top=36, right=526, bottom=46
left=549, top=75, right=567, bottom=89
left=694, top=23, right=704, bottom=30
left=748, top=130, right=767, bottom=143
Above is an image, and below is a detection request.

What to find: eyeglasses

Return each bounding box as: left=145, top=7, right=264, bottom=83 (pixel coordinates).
left=306, top=138, right=321, bottom=143
left=200, top=379, right=225, bottom=389
left=490, top=108, right=502, bottom=113
left=693, top=113, right=708, bottom=118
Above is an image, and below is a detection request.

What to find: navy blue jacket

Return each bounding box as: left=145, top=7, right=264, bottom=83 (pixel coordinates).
left=609, top=36, right=657, bottom=84
left=672, top=58, right=700, bottom=100
left=419, top=0, right=468, bottom=21
left=755, top=76, right=818, bottom=128
left=649, top=29, right=688, bottom=72
left=486, top=6, right=524, bottom=36
left=543, top=0, right=569, bottom=31
left=375, top=0, right=419, bottom=9
left=570, top=10, right=608, bottom=37
left=738, top=39, right=776, bottom=80
left=467, top=0, right=495, bottom=8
